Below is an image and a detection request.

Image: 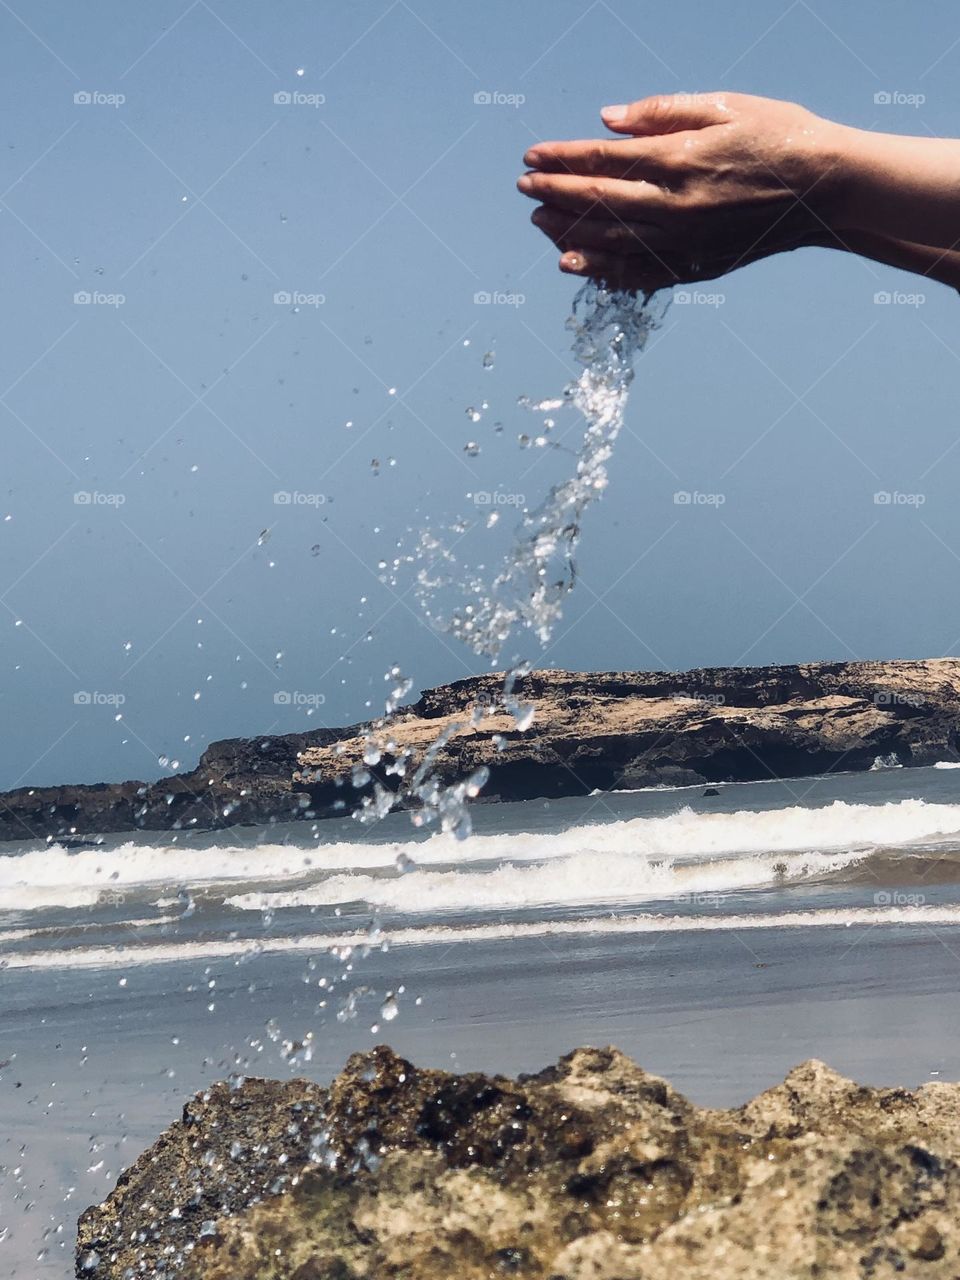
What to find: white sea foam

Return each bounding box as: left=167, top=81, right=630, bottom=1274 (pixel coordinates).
left=226, top=848, right=863, bottom=915
left=3, top=798, right=960, bottom=913
left=4, top=903, right=960, bottom=971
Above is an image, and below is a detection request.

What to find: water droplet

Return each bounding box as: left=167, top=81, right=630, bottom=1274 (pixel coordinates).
left=380, top=994, right=399, bottom=1022
left=463, top=441, right=480, bottom=457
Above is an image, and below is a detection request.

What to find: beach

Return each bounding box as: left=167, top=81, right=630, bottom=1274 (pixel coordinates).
left=3, top=764, right=960, bottom=1275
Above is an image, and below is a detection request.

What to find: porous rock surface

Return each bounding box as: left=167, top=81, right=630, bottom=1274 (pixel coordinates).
left=77, top=1045, right=960, bottom=1279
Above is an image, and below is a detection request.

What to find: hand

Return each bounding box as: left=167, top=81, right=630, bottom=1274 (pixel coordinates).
left=519, top=92, right=847, bottom=291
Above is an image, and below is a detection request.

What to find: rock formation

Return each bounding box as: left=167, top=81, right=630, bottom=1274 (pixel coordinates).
left=9, top=658, right=960, bottom=844
left=77, top=1045, right=960, bottom=1279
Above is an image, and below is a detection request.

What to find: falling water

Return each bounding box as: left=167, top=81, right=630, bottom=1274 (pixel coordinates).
left=354, top=283, right=669, bottom=840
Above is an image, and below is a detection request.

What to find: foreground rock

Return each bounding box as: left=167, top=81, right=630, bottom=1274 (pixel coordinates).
left=9, top=658, right=960, bottom=844
left=77, top=1046, right=960, bottom=1279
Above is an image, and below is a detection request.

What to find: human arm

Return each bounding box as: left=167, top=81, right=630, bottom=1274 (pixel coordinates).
left=518, top=93, right=960, bottom=292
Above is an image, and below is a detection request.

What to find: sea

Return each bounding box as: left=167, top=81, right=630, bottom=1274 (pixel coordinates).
left=3, top=762, right=960, bottom=1276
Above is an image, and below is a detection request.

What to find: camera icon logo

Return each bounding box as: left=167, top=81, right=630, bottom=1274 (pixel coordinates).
left=74, top=91, right=92, bottom=105
left=473, top=91, right=492, bottom=105
left=473, top=290, right=491, bottom=304
left=274, top=91, right=292, bottom=105
left=274, top=491, right=292, bottom=505
left=274, top=290, right=292, bottom=305
left=874, top=91, right=892, bottom=105
left=274, top=691, right=292, bottom=705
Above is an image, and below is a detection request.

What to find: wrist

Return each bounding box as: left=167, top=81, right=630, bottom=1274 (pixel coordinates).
left=809, top=120, right=867, bottom=232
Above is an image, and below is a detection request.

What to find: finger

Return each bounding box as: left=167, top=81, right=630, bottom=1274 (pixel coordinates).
left=517, top=170, right=672, bottom=216
left=559, top=247, right=679, bottom=293
left=601, top=93, right=730, bottom=136
left=532, top=207, right=666, bottom=253
left=523, top=137, right=670, bottom=180
left=559, top=242, right=767, bottom=289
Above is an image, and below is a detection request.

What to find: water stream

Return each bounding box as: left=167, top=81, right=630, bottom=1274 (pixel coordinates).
left=352, top=283, right=670, bottom=841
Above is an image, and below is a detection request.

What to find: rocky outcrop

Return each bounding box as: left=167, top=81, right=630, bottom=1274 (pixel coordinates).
left=76, top=1045, right=960, bottom=1279
left=296, top=658, right=960, bottom=804
left=8, top=658, right=960, bottom=844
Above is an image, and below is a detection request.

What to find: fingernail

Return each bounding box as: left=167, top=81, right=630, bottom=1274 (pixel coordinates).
left=517, top=174, right=534, bottom=192
left=561, top=252, right=583, bottom=271
left=524, top=149, right=541, bottom=166
left=601, top=104, right=628, bottom=123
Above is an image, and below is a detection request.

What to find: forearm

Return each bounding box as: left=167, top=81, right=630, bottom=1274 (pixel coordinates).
left=830, top=127, right=960, bottom=252
left=818, top=227, right=960, bottom=291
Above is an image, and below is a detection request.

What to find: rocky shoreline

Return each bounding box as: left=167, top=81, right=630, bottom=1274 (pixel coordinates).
left=76, top=1045, right=960, bottom=1279
left=6, top=658, right=960, bottom=845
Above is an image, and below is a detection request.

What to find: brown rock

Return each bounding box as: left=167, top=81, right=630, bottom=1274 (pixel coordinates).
left=8, top=658, right=960, bottom=843
left=76, top=1046, right=960, bottom=1279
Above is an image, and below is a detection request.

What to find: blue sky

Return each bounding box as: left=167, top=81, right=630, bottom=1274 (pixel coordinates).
left=1, top=0, right=959, bottom=788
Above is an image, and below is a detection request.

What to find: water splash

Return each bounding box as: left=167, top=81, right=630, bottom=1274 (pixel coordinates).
left=352, top=284, right=667, bottom=844
left=439, top=283, right=668, bottom=660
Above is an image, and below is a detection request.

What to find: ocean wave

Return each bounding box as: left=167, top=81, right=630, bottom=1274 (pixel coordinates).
left=3, top=798, right=960, bottom=913
left=226, top=848, right=864, bottom=915
left=4, top=903, right=960, bottom=971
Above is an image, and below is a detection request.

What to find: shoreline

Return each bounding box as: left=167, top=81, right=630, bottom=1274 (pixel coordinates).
left=4, top=916, right=960, bottom=1277
left=69, top=922, right=960, bottom=1277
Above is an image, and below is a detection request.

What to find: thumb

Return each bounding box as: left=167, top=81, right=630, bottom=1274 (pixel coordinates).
left=601, top=93, right=728, bottom=135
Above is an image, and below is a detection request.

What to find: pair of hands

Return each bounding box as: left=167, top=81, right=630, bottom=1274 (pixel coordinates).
left=519, top=92, right=959, bottom=293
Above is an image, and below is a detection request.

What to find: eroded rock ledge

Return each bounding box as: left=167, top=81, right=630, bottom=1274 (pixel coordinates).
left=8, top=658, right=960, bottom=844
left=77, top=1045, right=960, bottom=1279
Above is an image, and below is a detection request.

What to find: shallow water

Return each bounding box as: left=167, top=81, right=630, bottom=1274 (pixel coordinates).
left=3, top=766, right=960, bottom=1274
